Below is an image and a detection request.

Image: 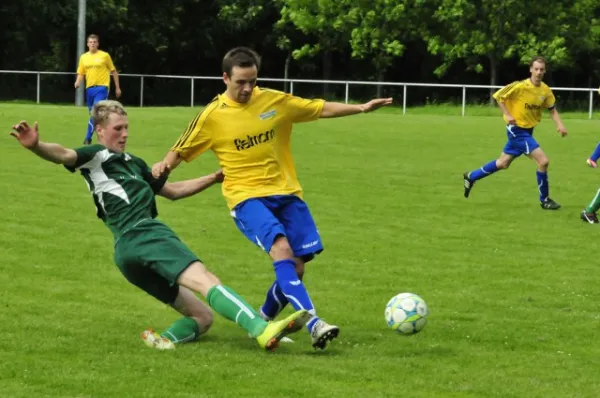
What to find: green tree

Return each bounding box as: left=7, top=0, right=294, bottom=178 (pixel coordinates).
left=349, top=0, right=433, bottom=96
left=216, top=0, right=300, bottom=91
left=559, top=0, right=600, bottom=87
left=280, top=0, right=356, bottom=95
left=427, top=0, right=570, bottom=101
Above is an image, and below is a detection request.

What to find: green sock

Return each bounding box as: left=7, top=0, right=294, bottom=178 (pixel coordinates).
left=206, top=285, right=268, bottom=338
left=587, top=189, right=600, bottom=213
left=160, top=317, right=200, bottom=344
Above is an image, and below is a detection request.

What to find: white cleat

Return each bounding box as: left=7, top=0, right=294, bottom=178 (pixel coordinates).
left=141, top=328, right=176, bottom=350
left=311, top=319, right=340, bottom=350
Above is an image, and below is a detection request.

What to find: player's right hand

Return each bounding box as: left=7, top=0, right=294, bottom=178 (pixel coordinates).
left=74, top=81, right=80, bottom=89
left=507, top=117, right=516, bottom=125
left=10, top=121, right=40, bottom=149
left=152, top=161, right=170, bottom=179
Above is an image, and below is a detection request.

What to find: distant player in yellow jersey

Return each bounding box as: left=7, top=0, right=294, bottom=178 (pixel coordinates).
left=463, top=56, right=568, bottom=210
left=152, top=47, right=392, bottom=350
left=74, top=34, right=122, bottom=145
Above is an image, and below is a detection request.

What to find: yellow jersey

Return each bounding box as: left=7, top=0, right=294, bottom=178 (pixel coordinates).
left=77, top=50, right=116, bottom=88
left=492, top=79, right=556, bottom=129
left=171, top=87, right=325, bottom=209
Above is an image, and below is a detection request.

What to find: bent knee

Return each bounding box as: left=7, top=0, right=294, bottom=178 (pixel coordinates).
left=270, top=237, right=294, bottom=260
left=496, top=161, right=510, bottom=170
left=538, top=159, right=549, bottom=168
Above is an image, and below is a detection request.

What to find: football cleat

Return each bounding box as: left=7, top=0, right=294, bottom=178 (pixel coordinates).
left=256, top=310, right=310, bottom=352
left=310, top=319, right=340, bottom=350
left=463, top=172, right=475, bottom=198
left=581, top=209, right=599, bottom=224
left=540, top=198, right=561, bottom=210
left=141, top=328, right=175, bottom=350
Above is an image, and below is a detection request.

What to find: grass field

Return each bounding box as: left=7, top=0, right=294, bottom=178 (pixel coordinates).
left=2, top=103, right=600, bottom=398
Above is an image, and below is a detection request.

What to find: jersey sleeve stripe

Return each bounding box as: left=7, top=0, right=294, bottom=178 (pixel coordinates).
left=495, top=81, right=519, bottom=97
left=172, top=97, right=218, bottom=150
left=173, top=112, right=202, bottom=149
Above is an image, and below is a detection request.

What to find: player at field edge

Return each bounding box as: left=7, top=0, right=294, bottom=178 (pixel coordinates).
left=151, top=47, right=393, bottom=350
left=74, top=34, right=122, bottom=146
left=584, top=86, right=600, bottom=168
left=9, top=100, right=310, bottom=352
left=463, top=56, right=568, bottom=209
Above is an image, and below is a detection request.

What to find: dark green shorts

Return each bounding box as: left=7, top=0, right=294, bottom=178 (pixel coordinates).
left=114, top=219, right=199, bottom=304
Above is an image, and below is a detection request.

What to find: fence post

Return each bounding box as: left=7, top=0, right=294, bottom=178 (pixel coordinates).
left=462, top=86, right=466, bottom=116
left=402, top=84, right=407, bottom=115
left=589, top=90, right=594, bottom=120
left=191, top=77, right=195, bottom=107
left=290, top=81, right=294, bottom=95
left=345, top=83, right=349, bottom=104
left=36, top=73, right=41, bottom=104
left=139, top=76, right=144, bottom=107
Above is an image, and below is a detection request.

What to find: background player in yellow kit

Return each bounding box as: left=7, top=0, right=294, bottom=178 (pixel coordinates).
left=463, top=56, right=568, bottom=209
left=74, top=34, right=122, bottom=145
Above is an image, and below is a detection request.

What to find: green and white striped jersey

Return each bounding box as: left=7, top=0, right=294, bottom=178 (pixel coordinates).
left=65, top=145, right=167, bottom=239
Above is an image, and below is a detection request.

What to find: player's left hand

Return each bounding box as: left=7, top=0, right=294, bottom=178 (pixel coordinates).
left=557, top=125, right=567, bottom=137
left=213, top=169, right=225, bottom=183
left=115, top=88, right=122, bottom=98
left=10, top=120, right=40, bottom=149
left=360, top=97, right=393, bottom=113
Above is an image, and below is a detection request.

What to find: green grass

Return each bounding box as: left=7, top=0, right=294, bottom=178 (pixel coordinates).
left=2, top=103, right=600, bottom=397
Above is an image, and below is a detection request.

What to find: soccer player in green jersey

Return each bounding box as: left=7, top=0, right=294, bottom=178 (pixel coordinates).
left=9, top=100, right=310, bottom=351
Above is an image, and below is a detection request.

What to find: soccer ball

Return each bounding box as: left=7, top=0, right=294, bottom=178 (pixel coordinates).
left=384, top=292, right=429, bottom=335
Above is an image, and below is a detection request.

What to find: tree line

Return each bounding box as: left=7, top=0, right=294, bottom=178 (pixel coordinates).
left=2, top=0, right=600, bottom=106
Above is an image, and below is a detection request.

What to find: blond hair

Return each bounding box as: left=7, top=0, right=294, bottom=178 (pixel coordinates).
left=91, top=100, right=127, bottom=128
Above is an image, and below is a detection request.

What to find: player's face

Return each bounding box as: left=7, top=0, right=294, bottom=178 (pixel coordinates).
left=87, top=38, right=99, bottom=53
left=96, top=113, right=129, bottom=153
left=529, top=61, right=546, bottom=85
left=223, top=65, right=258, bottom=103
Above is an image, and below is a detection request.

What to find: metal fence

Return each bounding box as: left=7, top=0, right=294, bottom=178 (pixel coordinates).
left=1, top=70, right=598, bottom=118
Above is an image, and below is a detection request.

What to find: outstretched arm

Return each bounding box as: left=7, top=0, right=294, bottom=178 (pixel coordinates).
left=549, top=108, right=567, bottom=137
left=320, top=97, right=393, bottom=118
left=10, top=121, right=77, bottom=166
left=159, top=169, right=224, bottom=201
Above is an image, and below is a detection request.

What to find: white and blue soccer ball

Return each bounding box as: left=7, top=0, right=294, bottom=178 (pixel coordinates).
left=384, top=292, right=429, bottom=335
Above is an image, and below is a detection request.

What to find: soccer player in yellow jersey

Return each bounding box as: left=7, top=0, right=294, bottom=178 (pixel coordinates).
left=152, top=47, right=392, bottom=350
left=74, top=34, right=122, bottom=145
left=463, top=56, right=567, bottom=210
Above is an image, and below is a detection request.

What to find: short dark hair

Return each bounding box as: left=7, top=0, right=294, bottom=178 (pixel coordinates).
left=222, top=47, right=261, bottom=76
left=530, top=56, right=546, bottom=67
left=87, top=34, right=99, bottom=41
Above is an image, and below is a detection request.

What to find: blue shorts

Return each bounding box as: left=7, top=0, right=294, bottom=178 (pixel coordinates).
left=503, top=125, right=539, bottom=156
left=231, top=195, right=323, bottom=262
left=86, top=86, right=109, bottom=110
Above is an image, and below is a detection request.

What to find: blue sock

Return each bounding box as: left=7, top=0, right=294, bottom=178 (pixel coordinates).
left=468, top=160, right=499, bottom=181
left=260, top=281, right=289, bottom=320
left=590, top=142, right=600, bottom=161
left=85, top=116, right=94, bottom=141
left=537, top=171, right=549, bottom=202
left=273, top=259, right=319, bottom=331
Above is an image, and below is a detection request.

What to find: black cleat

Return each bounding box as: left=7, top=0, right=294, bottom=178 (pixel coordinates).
left=581, top=209, right=599, bottom=224
left=83, top=139, right=92, bottom=145
left=463, top=172, right=474, bottom=198
left=540, top=198, right=561, bottom=210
